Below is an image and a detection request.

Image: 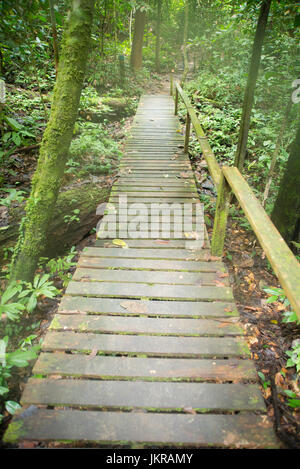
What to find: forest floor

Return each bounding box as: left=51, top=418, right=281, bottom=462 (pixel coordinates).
left=1, top=72, right=299, bottom=449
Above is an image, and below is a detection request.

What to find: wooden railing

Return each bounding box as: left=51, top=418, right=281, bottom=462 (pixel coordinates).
left=172, top=79, right=300, bottom=319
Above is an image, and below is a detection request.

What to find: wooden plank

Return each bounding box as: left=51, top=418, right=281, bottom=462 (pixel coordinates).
left=72, top=268, right=225, bottom=286
left=33, top=353, right=256, bottom=381
left=94, top=239, right=207, bottom=249
left=59, top=296, right=238, bottom=317
left=108, top=198, right=199, bottom=204
left=49, top=314, right=242, bottom=336
left=80, top=247, right=211, bottom=260
left=21, top=379, right=265, bottom=412
left=96, top=233, right=205, bottom=242
left=223, top=166, right=300, bottom=319
left=77, top=256, right=223, bottom=272
left=110, top=192, right=198, bottom=198
left=65, top=281, right=234, bottom=302
left=3, top=409, right=277, bottom=447
left=42, top=331, right=249, bottom=357
left=117, top=178, right=195, bottom=184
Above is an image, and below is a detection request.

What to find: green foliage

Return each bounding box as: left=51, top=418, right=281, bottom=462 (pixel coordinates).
left=258, top=371, right=270, bottom=390
left=45, top=246, right=77, bottom=287
left=286, top=343, right=300, bottom=373
left=0, top=283, right=25, bottom=321
left=67, top=121, right=121, bottom=178
left=18, top=274, right=59, bottom=313
left=0, top=188, right=26, bottom=208
left=0, top=269, right=61, bottom=421
left=283, top=390, right=300, bottom=409
left=64, top=209, right=80, bottom=225
left=263, top=286, right=299, bottom=325
left=0, top=335, right=39, bottom=423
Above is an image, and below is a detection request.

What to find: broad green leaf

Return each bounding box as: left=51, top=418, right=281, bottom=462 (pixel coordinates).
left=4, top=116, right=22, bottom=131
left=5, top=400, right=21, bottom=415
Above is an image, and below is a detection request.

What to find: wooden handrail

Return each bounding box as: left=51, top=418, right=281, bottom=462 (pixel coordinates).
left=171, top=77, right=300, bottom=319
left=174, top=82, right=221, bottom=187
left=213, top=166, right=300, bottom=319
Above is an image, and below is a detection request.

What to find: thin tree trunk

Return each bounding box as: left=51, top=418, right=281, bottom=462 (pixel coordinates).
left=49, top=0, right=59, bottom=77
left=155, top=0, right=162, bottom=73
left=234, top=0, right=272, bottom=170
left=10, top=0, right=95, bottom=283
left=129, top=9, right=133, bottom=47
left=271, top=121, right=300, bottom=244
left=113, top=0, right=117, bottom=63
left=130, top=8, right=146, bottom=72
left=262, top=100, right=292, bottom=207
left=181, top=0, right=189, bottom=86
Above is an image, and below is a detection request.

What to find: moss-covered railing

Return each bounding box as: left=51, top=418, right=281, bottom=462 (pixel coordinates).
left=171, top=79, right=300, bottom=319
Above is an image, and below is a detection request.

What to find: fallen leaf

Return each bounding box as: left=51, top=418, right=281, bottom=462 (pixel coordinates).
left=88, top=347, right=98, bottom=358
left=215, top=280, right=225, bottom=287
left=183, top=407, right=196, bottom=415
left=120, top=301, right=148, bottom=314
left=112, top=239, right=128, bottom=249
left=19, top=441, right=39, bottom=449
left=217, top=271, right=229, bottom=278
left=155, top=239, right=170, bottom=245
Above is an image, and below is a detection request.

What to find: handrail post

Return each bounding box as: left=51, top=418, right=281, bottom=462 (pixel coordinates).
left=184, top=112, right=191, bottom=153
left=170, top=72, right=173, bottom=96
left=211, top=171, right=231, bottom=257
left=174, top=87, right=178, bottom=115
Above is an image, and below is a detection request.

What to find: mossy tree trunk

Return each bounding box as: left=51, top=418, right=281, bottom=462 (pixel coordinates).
left=10, top=0, right=95, bottom=283
left=234, top=0, right=271, bottom=170
left=271, top=122, right=300, bottom=244
left=130, top=7, right=146, bottom=72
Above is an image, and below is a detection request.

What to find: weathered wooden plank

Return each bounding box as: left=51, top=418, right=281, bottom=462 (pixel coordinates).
left=42, top=331, right=248, bottom=357
left=72, top=268, right=224, bottom=286
left=4, top=409, right=277, bottom=447
left=108, top=198, right=199, bottom=204
left=117, top=179, right=195, bottom=185
left=110, top=192, right=198, bottom=198
left=21, top=379, right=265, bottom=412
left=66, top=281, right=234, bottom=302
left=94, top=240, right=208, bottom=249
left=77, top=256, right=223, bottom=272
left=113, top=186, right=195, bottom=192
left=49, top=314, right=242, bottom=336
left=33, top=353, right=256, bottom=381
left=80, top=247, right=211, bottom=260
left=96, top=232, right=205, bottom=242
left=59, top=296, right=238, bottom=317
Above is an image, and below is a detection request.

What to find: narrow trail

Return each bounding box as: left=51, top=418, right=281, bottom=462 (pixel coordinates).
left=3, top=93, right=279, bottom=448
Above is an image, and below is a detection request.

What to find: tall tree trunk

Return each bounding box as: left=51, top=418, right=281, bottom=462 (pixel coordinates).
left=262, top=100, right=292, bottom=207
left=234, top=0, right=272, bottom=170
left=129, top=8, right=133, bottom=47
left=10, top=0, right=95, bottom=283
left=181, top=0, right=189, bottom=86
left=271, top=121, right=300, bottom=244
left=49, top=0, right=59, bottom=77
left=155, top=0, right=162, bottom=73
left=130, top=8, right=146, bottom=72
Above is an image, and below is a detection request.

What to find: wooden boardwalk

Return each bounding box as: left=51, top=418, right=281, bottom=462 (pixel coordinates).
left=4, top=94, right=278, bottom=448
